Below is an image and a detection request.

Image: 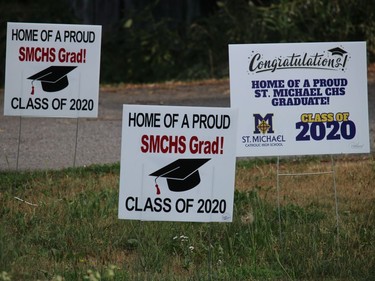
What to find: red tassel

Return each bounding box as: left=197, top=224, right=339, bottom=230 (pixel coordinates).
left=31, top=85, right=34, bottom=95
left=155, top=184, right=160, bottom=195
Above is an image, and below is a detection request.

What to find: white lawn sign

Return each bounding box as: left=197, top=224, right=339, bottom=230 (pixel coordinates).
left=229, top=42, right=369, bottom=156
left=118, top=105, right=238, bottom=222
left=4, top=22, right=101, bottom=118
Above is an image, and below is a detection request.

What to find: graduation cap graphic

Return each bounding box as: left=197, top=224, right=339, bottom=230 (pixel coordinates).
left=27, top=66, right=77, bottom=95
left=328, top=47, right=347, bottom=56
left=149, top=158, right=211, bottom=195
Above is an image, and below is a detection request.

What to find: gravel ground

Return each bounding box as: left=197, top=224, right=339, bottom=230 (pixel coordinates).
left=1, top=76, right=374, bottom=171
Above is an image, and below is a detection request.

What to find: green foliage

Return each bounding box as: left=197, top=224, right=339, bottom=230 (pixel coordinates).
left=104, top=0, right=375, bottom=83
left=101, top=2, right=186, bottom=83
left=1, top=0, right=374, bottom=86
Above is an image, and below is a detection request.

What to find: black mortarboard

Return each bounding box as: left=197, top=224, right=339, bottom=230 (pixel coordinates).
left=328, top=47, right=347, bottom=56
left=149, top=158, right=211, bottom=194
left=27, top=66, right=77, bottom=93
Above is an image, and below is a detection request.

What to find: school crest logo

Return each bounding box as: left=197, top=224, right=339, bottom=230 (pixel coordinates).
left=253, top=113, right=274, bottom=134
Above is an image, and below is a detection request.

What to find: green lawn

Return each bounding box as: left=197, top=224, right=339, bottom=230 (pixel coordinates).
left=1, top=157, right=374, bottom=280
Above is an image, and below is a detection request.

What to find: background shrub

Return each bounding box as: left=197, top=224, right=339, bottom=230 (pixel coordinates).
left=1, top=0, right=374, bottom=85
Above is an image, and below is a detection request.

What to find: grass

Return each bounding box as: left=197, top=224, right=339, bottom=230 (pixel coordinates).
left=0, top=156, right=374, bottom=280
